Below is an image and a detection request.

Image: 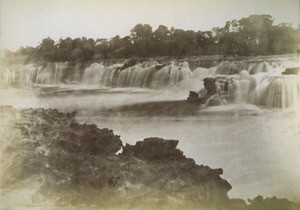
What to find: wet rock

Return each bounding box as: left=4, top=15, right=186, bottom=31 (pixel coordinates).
left=154, top=63, right=167, bottom=70
left=206, top=94, right=226, bottom=106
left=282, top=67, right=300, bottom=75
left=187, top=91, right=204, bottom=103
left=119, top=58, right=138, bottom=70
left=187, top=78, right=217, bottom=104
left=203, top=78, right=217, bottom=96
left=187, top=77, right=236, bottom=105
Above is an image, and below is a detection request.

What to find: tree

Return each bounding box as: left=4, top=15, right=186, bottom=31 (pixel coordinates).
left=130, top=24, right=153, bottom=57
left=38, top=37, right=57, bottom=62
left=4, top=14, right=299, bottom=63
left=238, top=15, right=274, bottom=54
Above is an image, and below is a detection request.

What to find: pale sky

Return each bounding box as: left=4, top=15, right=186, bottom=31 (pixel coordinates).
left=1, top=0, right=299, bottom=50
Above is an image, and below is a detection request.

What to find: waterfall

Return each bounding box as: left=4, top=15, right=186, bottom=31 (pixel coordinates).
left=249, top=75, right=298, bottom=108
left=4, top=69, right=16, bottom=84
left=233, top=79, right=251, bottom=103
left=82, top=63, right=106, bottom=84
left=215, top=61, right=250, bottom=75
left=215, top=60, right=284, bottom=75
left=149, top=62, right=193, bottom=89
left=249, top=62, right=271, bottom=74
left=3, top=56, right=298, bottom=109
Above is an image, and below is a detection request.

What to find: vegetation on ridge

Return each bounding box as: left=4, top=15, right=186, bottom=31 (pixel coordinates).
left=2, top=15, right=299, bottom=65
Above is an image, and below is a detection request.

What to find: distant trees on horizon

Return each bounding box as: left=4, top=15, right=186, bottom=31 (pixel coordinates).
left=3, top=14, right=300, bottom=64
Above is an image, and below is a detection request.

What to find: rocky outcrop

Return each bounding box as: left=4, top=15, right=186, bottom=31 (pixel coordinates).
left=187, top=78, right=217, bottom=103
left=0, top=108, right=231, bottom=208
left=282, top=67, right=300, bottom=75
left=1, top=107, right=299, bottom=209
left=121, top=138, right=232, bottom=205
left=203, top=78, right=217, bottom=96
left=187, top=90, right=206, bottom=103
left=119, top=58, right=138, bottom=70
left=187, top=77, right=236, bottom=106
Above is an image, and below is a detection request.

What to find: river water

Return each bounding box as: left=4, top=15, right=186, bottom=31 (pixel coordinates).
left=0, top=87, right=299, bottom=201
left=1, top=55, right=299, bottom=201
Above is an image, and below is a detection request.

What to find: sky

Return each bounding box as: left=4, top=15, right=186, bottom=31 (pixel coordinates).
left=1, top=0, right=299, bottom=50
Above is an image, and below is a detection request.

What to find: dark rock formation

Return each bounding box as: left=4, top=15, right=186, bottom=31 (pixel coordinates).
left=203, top=78, right=217, bottom=96
left=119, top=58, right=138, bottom=70
left=122, top=138, right=185, bottom=161
left=122, top=137, right=232, bottom=203
left=1, top=107, right=299, bottom=209
left=187, top=91, right=203, bottom=103
left=0, top=108, right=231, bottom=208
left=21, top=108, right=122, bottom=155
left=187, top=78, right=217, bottom=103
left=246, top=196, right=300, bottom=210
left=154, top=63, right=167, bottom=70
left=187, top=77, right=236, bottom=106
left=282, top=67, right=300, bottom=75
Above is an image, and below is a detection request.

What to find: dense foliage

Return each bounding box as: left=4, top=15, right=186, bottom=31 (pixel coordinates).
left=3, top=15, right=300, bottom=64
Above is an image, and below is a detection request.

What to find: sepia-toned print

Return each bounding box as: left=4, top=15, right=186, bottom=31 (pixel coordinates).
left=0, top=0, right=299, bottom=209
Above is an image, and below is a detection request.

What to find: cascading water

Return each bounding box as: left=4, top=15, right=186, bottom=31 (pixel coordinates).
left=249, top=62, right=271, bottom=74
left=215, top=61, right=250, bottom=75
left=2, top=56, right=298, bottom=108
left=150, top=62, right=193, bottom=89
left=3, top=68, right=16, bottom=84
left=250, top=75, right=298, bottom=108
left=82, top=63, right=106, bottom=85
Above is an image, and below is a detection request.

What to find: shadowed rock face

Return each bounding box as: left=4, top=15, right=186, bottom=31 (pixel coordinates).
left=203, top=78, right=217, bottom=96
left=0, top=107, right=299, bottom=209
left=282, top=67, right=300, bottom=75
left=122, top=138, right=232, bottom=203
left=187, top=78, right=218, bottom=104
left=119, top=58, right=138, bottom=70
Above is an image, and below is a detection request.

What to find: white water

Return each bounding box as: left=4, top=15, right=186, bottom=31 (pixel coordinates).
left=2, top=55, right=298, bottom=108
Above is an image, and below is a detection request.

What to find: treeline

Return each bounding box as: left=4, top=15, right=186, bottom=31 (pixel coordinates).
left=3, top=15, right=300, bottom=64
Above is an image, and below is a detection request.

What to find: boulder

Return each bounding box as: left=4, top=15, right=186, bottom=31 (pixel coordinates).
left=203, top=78, right=217, bottom=96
